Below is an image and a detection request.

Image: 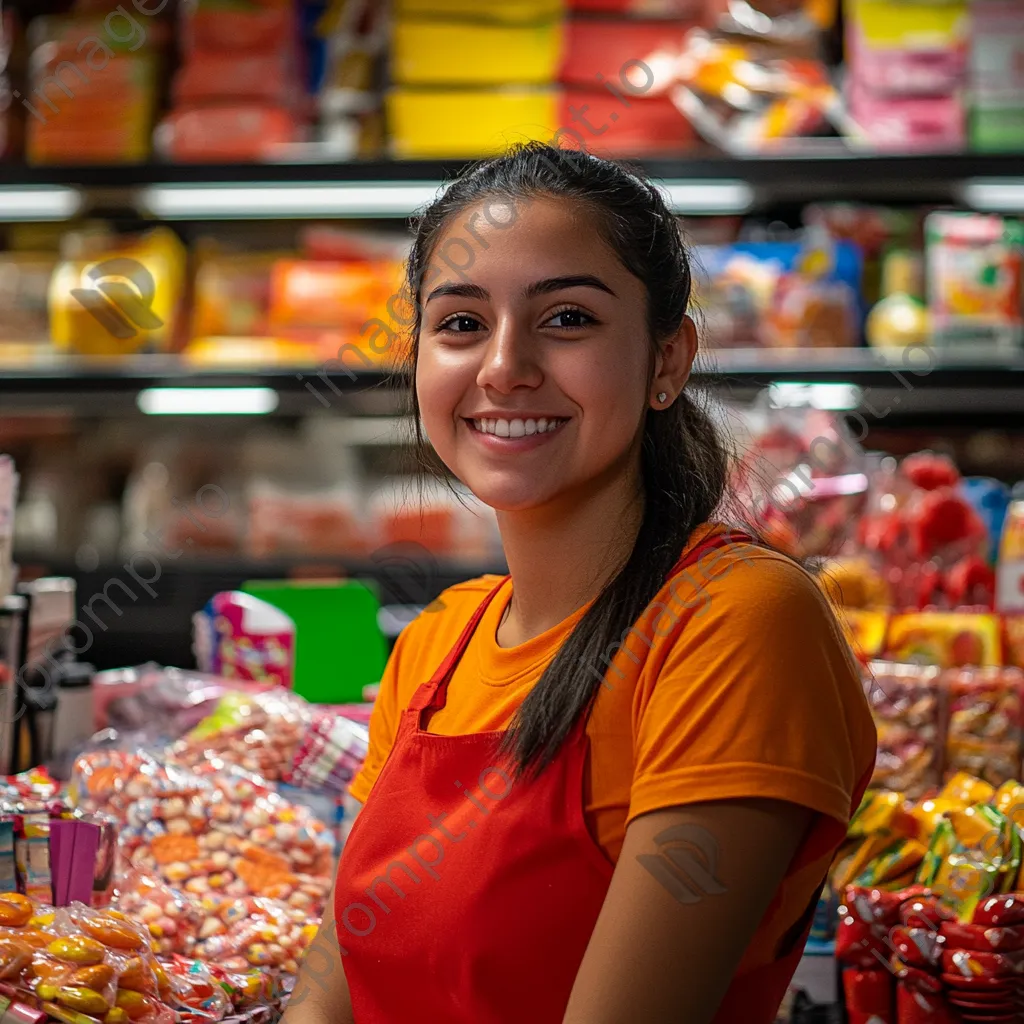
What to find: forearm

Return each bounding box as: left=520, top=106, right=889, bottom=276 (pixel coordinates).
left=282, top=877, right=354, bottom=1024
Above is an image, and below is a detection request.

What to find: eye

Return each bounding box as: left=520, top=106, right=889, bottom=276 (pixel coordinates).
left=543, top=307, right=596, bottom=330
left=436, top=313, right=484, bottom=334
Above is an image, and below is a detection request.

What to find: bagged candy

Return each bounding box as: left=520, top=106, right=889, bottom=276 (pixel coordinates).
left=170, top=690, right=311, bottom=782
left=943, top=667, right=1024, bottom=788
left=865, top=662, right=943, bottom=798
left=113, top=871, right=201, bottom=958
left=193, top=895, right=318, bottom=976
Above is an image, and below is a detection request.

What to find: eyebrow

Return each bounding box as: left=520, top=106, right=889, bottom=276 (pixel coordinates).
left=425, top=275, right=616, bottom=305
left=524, top=275, right=616, bottom=299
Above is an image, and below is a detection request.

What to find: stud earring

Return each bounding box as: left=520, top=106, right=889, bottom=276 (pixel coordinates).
left=656, top=392, right=668, bottom=404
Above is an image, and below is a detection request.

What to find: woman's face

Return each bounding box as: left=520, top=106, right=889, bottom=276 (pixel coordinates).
left=416, top=196, right=683, bottom=513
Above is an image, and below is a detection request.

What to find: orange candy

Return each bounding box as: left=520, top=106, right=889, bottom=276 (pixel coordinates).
left=79, top=915, right=144, bottom=952
left=47, top=935, right=107, bottom=965
left=56, top=984, right=112, bottom=1014
left=69, top=963, right=115, bottom=990
left=118, top=956, right=156, bottom=994
left=114, top=989, right=157, bottom=1020
left=0, top=893, right=34, bottom=927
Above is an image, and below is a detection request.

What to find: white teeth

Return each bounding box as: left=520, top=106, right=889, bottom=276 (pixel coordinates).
left=472, top=418, right=565, bottom=436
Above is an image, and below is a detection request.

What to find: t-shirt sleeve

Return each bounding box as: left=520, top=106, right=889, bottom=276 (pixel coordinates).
left=629, top=553, right=875, bottom=842
left=347, top=626, right=407, bottom=804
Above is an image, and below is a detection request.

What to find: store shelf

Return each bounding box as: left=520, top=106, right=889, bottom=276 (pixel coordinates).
left=3, top=152, right=1024, bottom=219
left=3, top=349, right=1024, bottom=422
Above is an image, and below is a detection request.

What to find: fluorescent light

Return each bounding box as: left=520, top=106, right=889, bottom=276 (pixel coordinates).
left=768, top=382, right=862, bottom=411
left=138, top=182, right=444, bottom=220
left=660, top=180, right=754, bottom=215
left=0, top=186, right=81, bottom=221
left=137, top=387, right=279, bottom=415
left=962, top=178, right=1024, bottom=212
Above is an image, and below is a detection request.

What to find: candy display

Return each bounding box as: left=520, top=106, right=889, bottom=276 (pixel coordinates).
left=169, top=690, right=311, bottom=783
left=0, top=895, right=179, bottom=1024
left=70, top=751, right=334, bottom=912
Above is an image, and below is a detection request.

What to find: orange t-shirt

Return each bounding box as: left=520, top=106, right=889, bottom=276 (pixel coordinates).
left=349, top=524, right=876, bottom=974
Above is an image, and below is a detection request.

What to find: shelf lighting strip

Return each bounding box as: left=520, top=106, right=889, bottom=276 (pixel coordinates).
left=0, top=186, right=83, bottom=221
left=961, top=178, right=1024, bottom=212
left=137, top=179, right=755, bottom=220
left=137, top=387, right=279, bottom=415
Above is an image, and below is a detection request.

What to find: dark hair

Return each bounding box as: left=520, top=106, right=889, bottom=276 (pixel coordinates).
left=402, top=142, right=731, bottom=778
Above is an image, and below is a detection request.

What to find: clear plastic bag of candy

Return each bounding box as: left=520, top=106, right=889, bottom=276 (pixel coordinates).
left=113, top=870, right=202, bottom=958
left=192, top=895, right=320, bottom=977
left=169, top=689, right=312, bottom=782
left=865, top=661, right=943, bottom=799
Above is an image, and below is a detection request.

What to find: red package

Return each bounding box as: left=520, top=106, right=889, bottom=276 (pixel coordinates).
left=154, top=105, right=301, bottom=163
left=940, top=919, right=1024, bottom=952
left=568, top=0, right=704, bottom=12
left=974, top=894, right=1024, bottom=927
left=183, top=3, right=298, bottom=55
left=559, top=18, right=694, bottom=86
left=558, top=90, right=698, bottom=156
left=173, top=51, right=302, bottom=108
left=889, top=926, right=942, bottom=969
left=896, top=982, right=958, bottom=1024
left=842, top=966, right=895, bottom=1023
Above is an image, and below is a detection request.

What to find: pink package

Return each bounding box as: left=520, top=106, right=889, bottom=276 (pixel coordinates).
left=847, top=23, right=967, bottom=97
left=193, top=591, right=296, bottom=689
left=849, top=80, right=965, bottom=152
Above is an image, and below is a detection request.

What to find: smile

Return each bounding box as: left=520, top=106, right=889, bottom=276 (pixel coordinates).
left=467, top=417, right=569, bottom=438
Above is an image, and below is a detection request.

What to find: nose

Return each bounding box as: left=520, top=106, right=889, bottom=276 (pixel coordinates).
left=475, top=313, right=543, bottom=394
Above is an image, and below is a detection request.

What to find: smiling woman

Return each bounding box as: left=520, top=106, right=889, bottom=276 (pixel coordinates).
left=282, top=143, right=876, bottom=1024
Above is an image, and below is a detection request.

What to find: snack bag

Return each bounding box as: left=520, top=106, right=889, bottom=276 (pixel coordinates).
left=943, top=667, right=1024, bottom=787
left=865, top=662, right=943, bottom=798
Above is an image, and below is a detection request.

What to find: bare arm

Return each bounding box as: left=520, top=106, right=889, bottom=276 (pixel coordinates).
left=282, top=799, right=363, bottom=1024
left=563, top=798, right=813, bottom=1024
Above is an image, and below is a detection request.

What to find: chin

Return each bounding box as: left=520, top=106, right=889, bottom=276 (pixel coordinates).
left=459, top=474, right=559, bottom=514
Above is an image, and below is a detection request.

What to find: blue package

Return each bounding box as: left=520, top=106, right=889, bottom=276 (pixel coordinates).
left=961, top=477, right=1012, bottom=563
left=693, top=239, right=866, bottom=346
left=0, top=820, right=14, bottom=893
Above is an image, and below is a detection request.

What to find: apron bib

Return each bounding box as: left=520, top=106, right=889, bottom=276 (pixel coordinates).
left=334, top=531, right=817, bottom=1023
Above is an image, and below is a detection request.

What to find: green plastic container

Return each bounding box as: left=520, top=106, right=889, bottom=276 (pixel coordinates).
left=241, top=579, right=388, bottom=705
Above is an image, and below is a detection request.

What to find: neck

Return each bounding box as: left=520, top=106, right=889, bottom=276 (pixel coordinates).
left=494, top=464, right=644, bottom=646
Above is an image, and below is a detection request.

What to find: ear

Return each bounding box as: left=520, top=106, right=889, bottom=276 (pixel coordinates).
left=650, top=315, right=698, bottom=410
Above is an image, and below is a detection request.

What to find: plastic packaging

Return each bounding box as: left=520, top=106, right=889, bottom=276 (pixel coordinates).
left=943, top=667, right=1024, bottom=788
left=865, top=661, right=942, bottom=798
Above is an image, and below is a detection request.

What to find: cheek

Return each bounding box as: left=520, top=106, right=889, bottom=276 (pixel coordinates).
left=415, top=344, right=466, bottom=441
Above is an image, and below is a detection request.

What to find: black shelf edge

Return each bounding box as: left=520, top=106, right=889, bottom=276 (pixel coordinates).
left=2, top=350, right=1024, bottom=394
left=4, top=152, right=1024, bottom=202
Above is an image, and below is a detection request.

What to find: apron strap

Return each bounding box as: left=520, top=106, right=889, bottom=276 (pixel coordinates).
left=408, top=575, right=510, bottom=713
left=409, top=527, right=756, bottom=716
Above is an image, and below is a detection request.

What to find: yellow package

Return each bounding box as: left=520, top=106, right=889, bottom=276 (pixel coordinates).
left=840, top=609, right=890, bottom=661
left=394, top=0, right=564, bottom=21
left=994, top=781, right=1024, bottom=828
left=49, top=228, right=187, bottom=357
left=392, top=19, right=563, bottom=86
left=387, top=88, right=558, bottom=159
left=941, top=772, right=996, bottom=807
left=854, top=838, right=928, bottom=889
left=885, top=611, right=1002, bottom=668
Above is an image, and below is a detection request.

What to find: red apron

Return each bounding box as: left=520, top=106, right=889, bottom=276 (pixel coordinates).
left=335, top=531, right=819, bottom=1023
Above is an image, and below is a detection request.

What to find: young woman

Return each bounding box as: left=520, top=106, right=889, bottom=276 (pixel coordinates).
left=284, top=143, right=876, bottom=1024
